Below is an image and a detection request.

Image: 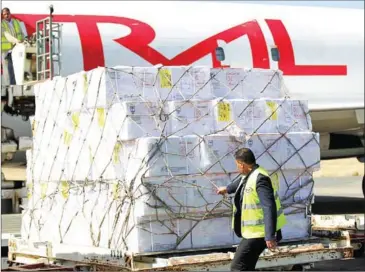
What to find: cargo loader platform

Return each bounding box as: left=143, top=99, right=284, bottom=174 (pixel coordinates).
left=6, top=232, right=354, bottom=271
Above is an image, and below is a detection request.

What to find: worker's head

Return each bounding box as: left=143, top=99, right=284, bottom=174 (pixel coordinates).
left=234, top=148, right=256, bottom=175
left=2, top=8, right=11, bottom=21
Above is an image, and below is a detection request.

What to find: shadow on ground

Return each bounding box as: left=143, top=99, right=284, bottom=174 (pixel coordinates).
left=312, top=196, right=365, bottom=215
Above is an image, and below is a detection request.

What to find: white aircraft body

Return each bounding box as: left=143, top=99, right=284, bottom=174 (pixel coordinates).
left=2, top=0, right=364, bottom=159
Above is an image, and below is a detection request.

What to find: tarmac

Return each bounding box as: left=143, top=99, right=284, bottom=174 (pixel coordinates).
left=313, top=176, right=365, bottom=214
left=310, top=174, right=365, bottom=271
left=2, top=159, right=364, bottom=270
left=310, top=256, right=365, bottom=271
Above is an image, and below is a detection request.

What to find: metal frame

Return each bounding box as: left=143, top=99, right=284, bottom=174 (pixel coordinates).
left=35, top=6, right=61, bottom=81
left=7, top=232, right=353, bottom=271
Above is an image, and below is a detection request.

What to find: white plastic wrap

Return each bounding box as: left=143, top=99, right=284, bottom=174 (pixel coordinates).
left=24, top=65, right=319, bottom=253
left=18, top=137, right=33, bottom=151
left=214, top=99, right=312, bottom=134
left=244, top=132, right=320, bottom=171
left=125, top=215, right=193, bottom=252
left=166, top=100, right=216, bottom=136
left=272, top=170, right=314, bottom=205
left=108, top=101, right=165, bottom=140
left=86, top=66, right=214, bottom=108
left=281, top=212, right=311, bottom=240
left=210, top=68, right=284, bottom=99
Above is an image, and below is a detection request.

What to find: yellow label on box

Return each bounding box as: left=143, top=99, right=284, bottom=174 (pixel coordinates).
left=217, top=102, right=232, bottom=122
left=83, top=73, right=88, bottom=94
left=40, top=183, right=48, bottom=200
left=32, top=120, right=36, bottom=136
left=159, top=69, right=172, bottom=88
left=27, top=183, right=33, bottom=199
left=97, top=108, right=105, bottom=128
left=71, top=112, right=80, bottom=130
left=60, top=180, right=70, bottom=199
left=112, top=183, right=120, bottom=200
left=113, top=142, right=122, bottom=164
left=266, top=101, right=278, bottom=120
left=64, top=130, right=72, bottom=146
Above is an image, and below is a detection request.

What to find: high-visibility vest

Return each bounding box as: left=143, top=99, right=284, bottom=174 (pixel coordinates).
left=1, top=19, right=24, bottom=52
left=232, top=167, right=287, bottom=239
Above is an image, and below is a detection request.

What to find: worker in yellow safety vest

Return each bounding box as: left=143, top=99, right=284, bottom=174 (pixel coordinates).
left=1, top=7, right=25, bottom=85
left=216, top=147, right=287, bottom=271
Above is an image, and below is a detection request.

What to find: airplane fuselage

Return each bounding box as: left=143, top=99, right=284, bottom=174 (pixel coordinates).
left=2, top=1, right=364, bottom=158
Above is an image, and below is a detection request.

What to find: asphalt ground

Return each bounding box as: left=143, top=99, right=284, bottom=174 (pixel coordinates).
left=312, top=176, right=365, bottom=215
left=310, top=255, right=365, bottom=271
left=309, top=175, right=365, bottom=271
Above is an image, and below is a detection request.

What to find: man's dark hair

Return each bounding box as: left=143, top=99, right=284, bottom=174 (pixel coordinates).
left=235, top=148, right=256, bottom=165
left=2, top=8, right=10, bottom=13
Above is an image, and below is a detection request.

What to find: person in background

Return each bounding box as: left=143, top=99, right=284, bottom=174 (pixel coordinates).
left=1, top=7, right=25, bottom=85
left=216, top=148, right=287, bottom=271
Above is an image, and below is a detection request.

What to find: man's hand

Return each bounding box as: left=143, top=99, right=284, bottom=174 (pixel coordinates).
left=216, top=186, right=227, bottom=195
left=266, top=240, right=277, bottom=251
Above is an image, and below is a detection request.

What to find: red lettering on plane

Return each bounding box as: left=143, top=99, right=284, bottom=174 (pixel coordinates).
left=265, top=19, right=347, bottom=76
left=14, top=14, right=347, bottom=76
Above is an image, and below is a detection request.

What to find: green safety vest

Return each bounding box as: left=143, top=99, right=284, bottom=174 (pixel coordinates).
left=232, top=167, right=287, bottom=239
left=1, top=19, right=24, bottom=52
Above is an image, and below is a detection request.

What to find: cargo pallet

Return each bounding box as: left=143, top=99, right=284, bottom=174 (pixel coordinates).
left=3, top=231, right=354, bottom=271
left=4, top=214, right=364, bottom=271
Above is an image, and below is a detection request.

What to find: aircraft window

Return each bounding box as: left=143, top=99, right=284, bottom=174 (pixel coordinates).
left=271, top=47, right=280, bottom=62
left=215, top=47, right=225, bottom=61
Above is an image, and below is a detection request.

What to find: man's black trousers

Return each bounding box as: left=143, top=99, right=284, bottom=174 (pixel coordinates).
left=231, top=237, right=267, bottom=271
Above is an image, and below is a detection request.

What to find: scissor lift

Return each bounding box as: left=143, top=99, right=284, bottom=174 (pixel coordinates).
left=35, top=5, right=61, bottom=81
left=1, top=5, right=62, bottom=119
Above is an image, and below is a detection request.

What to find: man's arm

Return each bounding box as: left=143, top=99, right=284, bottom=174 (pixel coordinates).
left=4, top=31, right=19, bottom=44
left=256, top=174, right=277, bottom=241
left=226, top=175, right=242, bottom=194
left=18, top=20, right=27, bottom=41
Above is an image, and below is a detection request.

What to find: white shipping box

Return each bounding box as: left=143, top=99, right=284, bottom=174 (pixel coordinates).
left=24, top=180, right=194, bottom=252
left=137, top=173, right=236, bottom=216
left=185, top=173, right=235, bottom=213
left=281, top=212, right=311, bottom=240
left=26, top=64, right=320, bottom=254
left=244, top=132, right=320, bottom=171
left=214, top=99, right=312, bottom=135
left=210, top=68, right=284, bottom=99
left=34, top=77, right=67, bottom=119
left=127, top=136, right=202, bottom=178
left=89, top=67, right=144, bottom=107
left=191, top=215, right=233, bottom=248
left=163, top=66, right=213, bottom=101
left=281, top=132, right=321, bottom=171
left=28, top=127, right=319, bottom=184
left=134, top=176, right=190, bottom=216
left=108, top=101, right=165, bottom=140
left=199, top=134, right=244, bottom=174
left=24, top=180, right=236, bottom=253
left=123, top=215, right=193, bottom=253
left=86, top=66, right=214, bottom=109
left=18, top=136, right=33, bottom=151
left=64, top=71, right=90, bottom=112
left=64, top=66, right=288, bottom=110
left=23, top=181, right=122, bottom=249
left=272, top=170, right=314, bottom=204
left=166, top=100, right=216, bottom=136
left=23, top=172, right=313, bottom=252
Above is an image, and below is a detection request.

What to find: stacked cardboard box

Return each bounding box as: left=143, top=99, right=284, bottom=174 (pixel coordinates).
left=23, top=66, right=319, bottom=253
